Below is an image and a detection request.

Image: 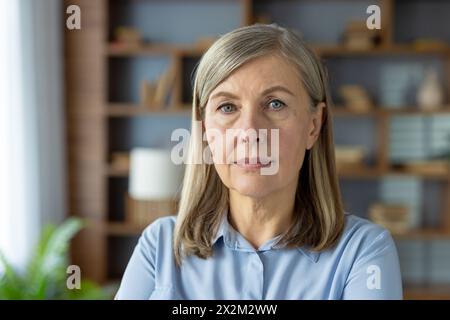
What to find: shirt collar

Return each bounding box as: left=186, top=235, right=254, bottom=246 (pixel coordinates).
left=296, top=247, right=320, bottom=263
left=212, top=210, right=320, bottom=263
left=211, top=211, right=228, bottom=245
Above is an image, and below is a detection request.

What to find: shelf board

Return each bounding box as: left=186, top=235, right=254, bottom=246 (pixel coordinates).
left=106, top=43, right=205, bottom=57
left=392, top=228, right=450, bottom=240
left=105, top=166, right=129, bottom=177
left=314, top=44, right=450, bottom=56
left=106, top=103, right=191, bottom=117
left=107, top=43, right=177, bottom=56
left=337, top=165, right=380, bottom=178
left=332, top=108, right=380, bottom=117
left=338, top=166, right=450, bottom=180
left=388, top=167, right=450, bottom=180
left=106, top=222, right=146, bottom=236
left=404, top=284, right=450, bottom=300
left=333, top=106, right=450, bottom=116
left=106, top=43, right=450, bottom=58
left=385, top=170, right=449, bottom=180
left=382, top=107, right=450, bottom=115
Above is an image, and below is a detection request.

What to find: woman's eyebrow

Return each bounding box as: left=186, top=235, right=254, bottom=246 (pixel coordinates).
left=209, top=85, right=295, bottom=101
left=261, top=85, right=295, bottom=97
left=209, top=91, right=239, bottom=101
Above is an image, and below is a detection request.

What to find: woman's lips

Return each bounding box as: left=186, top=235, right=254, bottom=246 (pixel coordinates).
left=233, top=158, right=272, bottom=169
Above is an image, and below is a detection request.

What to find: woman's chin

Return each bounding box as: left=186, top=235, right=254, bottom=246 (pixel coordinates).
left=230, top=177, right=277, bottom=199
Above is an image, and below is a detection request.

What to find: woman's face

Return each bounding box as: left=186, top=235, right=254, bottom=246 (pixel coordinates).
left=204, top=54, right=324, bottom=199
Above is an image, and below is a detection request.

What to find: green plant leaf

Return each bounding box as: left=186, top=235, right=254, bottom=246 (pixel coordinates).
left=0, top=252, right=26, bottom=299
left=26, top=218, right=84, bottom=299
left=1, top=218, right=107, bottom=300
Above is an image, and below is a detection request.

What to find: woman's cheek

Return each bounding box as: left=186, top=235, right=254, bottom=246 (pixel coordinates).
left=279, top=126, right=307, bottom=170
left=206, top=131, right=226, bottom=164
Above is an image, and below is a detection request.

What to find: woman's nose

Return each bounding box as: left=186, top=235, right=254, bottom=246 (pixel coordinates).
left=235, top=107, right=264, bottom=143
left=237, top=106, right=263, bottom=131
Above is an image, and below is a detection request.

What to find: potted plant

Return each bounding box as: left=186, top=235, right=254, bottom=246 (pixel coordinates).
left=0, top=218, right=110, bottom=299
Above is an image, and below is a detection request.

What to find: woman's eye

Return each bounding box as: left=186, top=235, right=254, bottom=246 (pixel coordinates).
left=268, top=99, right=286, bottom=110
left=218, top=104, right=236, bottom=114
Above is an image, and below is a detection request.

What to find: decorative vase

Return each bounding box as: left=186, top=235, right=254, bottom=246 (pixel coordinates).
left=417, top=68, right=444, bottom=111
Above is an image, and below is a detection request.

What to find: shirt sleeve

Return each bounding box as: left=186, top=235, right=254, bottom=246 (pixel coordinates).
left=114, top=221, right=158, bottom=300
left=341, top=229, right=403, bottom=300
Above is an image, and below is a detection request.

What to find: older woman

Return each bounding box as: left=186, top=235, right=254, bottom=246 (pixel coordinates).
left=115, top=24, right=402, bottom=300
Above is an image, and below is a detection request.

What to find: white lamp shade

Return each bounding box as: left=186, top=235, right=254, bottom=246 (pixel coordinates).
left=129, top=148, right=183, bottom=200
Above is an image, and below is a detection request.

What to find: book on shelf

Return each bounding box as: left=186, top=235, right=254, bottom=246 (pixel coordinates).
left=138, top=63, right=178, bottom=111
left=148, top=63, right=178, bottom=110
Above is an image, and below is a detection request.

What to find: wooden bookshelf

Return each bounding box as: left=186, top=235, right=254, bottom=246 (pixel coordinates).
left=65, top=0, right=450, bottom=298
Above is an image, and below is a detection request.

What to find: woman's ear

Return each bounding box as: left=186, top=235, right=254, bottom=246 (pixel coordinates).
left=306, top=102, right=326, bottom=150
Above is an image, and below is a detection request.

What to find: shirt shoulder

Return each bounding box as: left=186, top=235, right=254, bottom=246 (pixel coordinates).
left=343, top=213, right=389, bottom=238
left=336, top=213, right=397, bottom=267
left=337, top=213, right=402, bottom=299
left=342, top=213, right=392, bottom=245
left=140, top=215, right=177, bottom=246
left=115, top=216, right=177, bottom=299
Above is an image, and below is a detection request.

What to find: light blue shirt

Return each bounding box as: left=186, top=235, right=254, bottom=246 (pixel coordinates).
left=115, top=212, right=403, bottom=300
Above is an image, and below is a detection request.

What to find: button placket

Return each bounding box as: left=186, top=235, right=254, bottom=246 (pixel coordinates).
left=242, top=252, right=264, bottom=299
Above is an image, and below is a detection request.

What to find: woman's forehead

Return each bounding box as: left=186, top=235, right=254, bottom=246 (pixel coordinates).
left=210, top=55, right=303, bottom=97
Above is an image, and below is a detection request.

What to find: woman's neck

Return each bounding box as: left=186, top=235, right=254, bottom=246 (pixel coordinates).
left=228, top=181, right=297, bottom=249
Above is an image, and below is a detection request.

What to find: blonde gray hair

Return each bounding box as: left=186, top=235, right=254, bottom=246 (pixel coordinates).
left=174, top=23, right=344, bottom=266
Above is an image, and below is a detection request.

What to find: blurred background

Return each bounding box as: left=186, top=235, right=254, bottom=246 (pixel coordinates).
left=1, top=0, right=450, bottom=300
